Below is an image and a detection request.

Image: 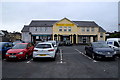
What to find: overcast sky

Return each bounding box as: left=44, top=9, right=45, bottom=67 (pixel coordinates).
left=0, top=0, right=119, bottom=32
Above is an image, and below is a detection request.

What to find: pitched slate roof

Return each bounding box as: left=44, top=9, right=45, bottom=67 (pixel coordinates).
left=22, top=19, right=105, bottom=32
left=29, top=20, right=57, bottom=27
left=99, top=27, right=106, bottom=32
left=29, top=20, right=99, bottom=27
left=21, top=25, right=29, bottom=32
left=73, top=21, right=99, bottom=27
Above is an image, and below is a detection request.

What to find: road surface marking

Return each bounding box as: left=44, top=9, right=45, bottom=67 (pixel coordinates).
left=26, top=58, right=32, bottom=64
left=57, top=49, right=66, bottom=64
left=75, top=49, right=98, bottom=62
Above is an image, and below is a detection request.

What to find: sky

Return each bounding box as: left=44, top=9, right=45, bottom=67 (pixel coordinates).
left=0, top=0, right=119, bottom=32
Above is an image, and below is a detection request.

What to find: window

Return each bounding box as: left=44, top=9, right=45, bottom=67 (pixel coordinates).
left=36, top=36, right=39, bottom=39
left=36, top=44, right=52, bottom=48
left=114, top=41, right=120, bottom=47
left=35, top=27, right=37, bottom=31
left=91, top=27, right=94, bottom=32
left=100, top=33, right=103, bottom=38
left=86, top=27, right=90, bottom=32
left=107, top=42, right=113, bottom=45
left=64, top=27, right=67, bottom=31
left=45, top=27, right=47, bottom=31
left=82, top=27, right=85, bottom=32
left=59, top=26, right=62, bottom=31
left=68, top=27, right=71, bottom=31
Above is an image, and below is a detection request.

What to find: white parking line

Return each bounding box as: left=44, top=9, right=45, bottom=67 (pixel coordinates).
left=26, top=58, right=33, bottom=64
left=75, top=49, right=98, bottom=62
left=57, top=49, right=66, bottom=64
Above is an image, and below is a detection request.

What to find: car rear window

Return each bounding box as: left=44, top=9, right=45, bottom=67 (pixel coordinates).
left=36, top=44, right=52, bottom=48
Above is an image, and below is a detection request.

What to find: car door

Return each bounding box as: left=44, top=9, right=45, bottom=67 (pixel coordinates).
left=27, top=43, right=34, bottom=55
left=87, top=44, right=93, bottom=56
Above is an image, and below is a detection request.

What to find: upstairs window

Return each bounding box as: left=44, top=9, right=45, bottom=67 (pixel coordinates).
left=86, top=27, right=90, bottom=32
left=59, top=26, right=62, bottom=31
left=82, top=27, right=85, bottom=32
left=68, top=27, right=71, bottom=31
left=64, top=27, right=67, bottom=31
left=45, top=27, right=47, bottom=31
left=35, top=27, right=37, bottom=31
left=91, top=27, right=94, bottom=32
left=100, top=33, right=103, bottom=38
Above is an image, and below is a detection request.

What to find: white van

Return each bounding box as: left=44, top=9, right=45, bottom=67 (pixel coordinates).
left=106, top=38, right=120, bottom=55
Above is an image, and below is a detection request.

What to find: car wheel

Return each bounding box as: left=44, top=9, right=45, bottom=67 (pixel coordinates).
left=33, top=58, right=36, bottom=61
left=85, top=51, right=87, bottom=55
left=25, top=54, right=28, bottom=60
left=92, top=53, right=97, bottom=60
left=52, top=54, right=56, bottom=61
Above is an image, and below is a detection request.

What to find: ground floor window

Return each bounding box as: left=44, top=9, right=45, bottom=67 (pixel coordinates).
left=78, top=35, right=97, bottom=43
left=32, top=35, right=52, bottom=44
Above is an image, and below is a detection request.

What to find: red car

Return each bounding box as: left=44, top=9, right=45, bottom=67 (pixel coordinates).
left=6, top=43, right=34, bottom=60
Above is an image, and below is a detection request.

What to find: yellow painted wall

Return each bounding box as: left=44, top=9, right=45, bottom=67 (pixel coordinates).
left=98, top=32, right=106, bottom=41
left=53, top=18, right=78, bottom=35
left=77, top=27, right=99, bottom=35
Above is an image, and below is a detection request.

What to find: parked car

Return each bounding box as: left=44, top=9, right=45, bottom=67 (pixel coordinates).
left=13, top=40, right=25, bottom=46
left=47, top=40, right=58, bottom=52
left=33, top=42, right=57, bottom=61
left=0, top=42, right=13, bottom=59
left=85, top=42, right=117, bottom=60
left=5, top=43, right=34, bottom=60
left=24, top=41, right=35, bottom=46
left=64, top=40, right=73, bottom=46
left=106, top=38, right=120, bottom=56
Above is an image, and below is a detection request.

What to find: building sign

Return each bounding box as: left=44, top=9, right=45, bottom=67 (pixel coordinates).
left=56, top=24, right=74, bottom=26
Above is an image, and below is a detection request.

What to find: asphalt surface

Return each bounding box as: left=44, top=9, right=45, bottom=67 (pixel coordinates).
left=2, top=45, right=119, bottom=79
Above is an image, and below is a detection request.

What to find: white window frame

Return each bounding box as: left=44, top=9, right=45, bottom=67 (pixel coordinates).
left=86, top=27, right=90, bottom=32
left=68, top=27, right=71, bottom=32
left=59, top=26, right=62, bottom=31
left=64, top=27, right=67, bottom=31
left=82, top=27, right=85, bottom=32
left=91, top=27, right=94, bottom=32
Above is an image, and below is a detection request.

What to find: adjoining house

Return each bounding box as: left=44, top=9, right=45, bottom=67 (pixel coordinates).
left=9, top=32, right=22, bottom=42
left=0, top=30, right=10, bottom=42
left=21, top=18, right=106, bottom=44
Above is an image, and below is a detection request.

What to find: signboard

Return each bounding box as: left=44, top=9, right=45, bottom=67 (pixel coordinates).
left=56, top=24, right=74, bottom=26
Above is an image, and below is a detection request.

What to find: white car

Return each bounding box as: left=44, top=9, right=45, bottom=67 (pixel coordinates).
left=47, top=40, right=58, bottom=52
left=33, top=42, right=56, bottom=60
left=106, top=38, right=120, bottom=56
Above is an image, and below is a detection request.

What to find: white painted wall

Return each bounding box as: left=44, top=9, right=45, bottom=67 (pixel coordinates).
left=29, top=27, right=52, bottom=34
left=22, top=32, right=31, bottom=42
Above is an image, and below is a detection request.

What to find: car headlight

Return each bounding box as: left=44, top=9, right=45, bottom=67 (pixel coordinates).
left=18, top=52, right=23, bottom=54
left=114, top=51, right=116, bottom=54
left=95, top=51, right=103, bottom=54
left=6, top=53, right=9, bottom=55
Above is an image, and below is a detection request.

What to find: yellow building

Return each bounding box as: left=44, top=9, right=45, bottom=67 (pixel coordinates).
left=22, top=18, right=106, bottom=44
left=53, top=18, right=106, bottom=44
